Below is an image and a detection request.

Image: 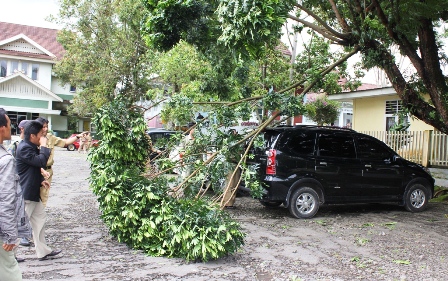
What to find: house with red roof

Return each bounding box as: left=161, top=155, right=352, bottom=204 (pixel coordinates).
left=0, top=21, right=83, bottom=136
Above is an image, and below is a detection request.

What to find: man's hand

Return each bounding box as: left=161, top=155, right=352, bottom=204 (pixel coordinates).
left=40, top=136, right=48, bottom=147
left=41, top=180, right=50, bottom=190
left=41, top=168, right=50, bottom=180
left=2, top=243, right=16, bottom=252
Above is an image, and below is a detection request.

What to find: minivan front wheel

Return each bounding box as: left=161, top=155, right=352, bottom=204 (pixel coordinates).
left=404, top=183, right=429, bottom=212
left=288, top=187, right=320, bottom=219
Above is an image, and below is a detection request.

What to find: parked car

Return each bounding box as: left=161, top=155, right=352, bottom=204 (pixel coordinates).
left=147, top=129, right=180, bottom=159
left=249, top=125, right=435, bottom=219
left=65, top=134, right=99, bottom=151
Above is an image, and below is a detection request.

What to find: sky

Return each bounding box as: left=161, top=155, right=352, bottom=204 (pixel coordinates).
left=0, top=0, right=61, bottom=29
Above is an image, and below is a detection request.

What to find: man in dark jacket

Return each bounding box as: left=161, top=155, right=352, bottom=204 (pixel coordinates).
left=16, top=121, right=61, bottom=261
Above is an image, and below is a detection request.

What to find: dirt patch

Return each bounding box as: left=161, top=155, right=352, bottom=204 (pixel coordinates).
left=18, top=148, right=448, bottom=280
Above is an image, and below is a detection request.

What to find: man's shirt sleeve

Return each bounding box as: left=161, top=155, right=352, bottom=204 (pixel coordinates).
left=0, top=154, right=19, bottom=244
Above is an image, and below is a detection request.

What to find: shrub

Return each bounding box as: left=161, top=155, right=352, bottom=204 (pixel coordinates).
left=305, top=95, right=340, bottom=126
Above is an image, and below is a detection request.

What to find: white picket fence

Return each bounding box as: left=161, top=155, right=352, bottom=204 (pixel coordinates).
left=360, top=131, right=448, bottom=167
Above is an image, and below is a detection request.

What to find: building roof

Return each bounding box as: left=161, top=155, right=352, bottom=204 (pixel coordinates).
left=275, top=43, right=292, bottom=57
left=328, top=86, right=396, bottom=101
left=0, top=22, right=64, bottom=60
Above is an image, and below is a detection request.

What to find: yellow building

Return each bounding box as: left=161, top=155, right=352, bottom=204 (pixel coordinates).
left=329, top=86, right=434, bottom=132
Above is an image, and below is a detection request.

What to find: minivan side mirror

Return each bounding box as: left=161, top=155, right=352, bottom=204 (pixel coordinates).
left=393, top=155, right=401, bottom=162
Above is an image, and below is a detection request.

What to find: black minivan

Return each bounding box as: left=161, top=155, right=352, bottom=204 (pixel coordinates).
left=250, top=125, right=435, bottom=219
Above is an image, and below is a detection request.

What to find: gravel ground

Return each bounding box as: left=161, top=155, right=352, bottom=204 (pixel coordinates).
left=17, top=148, right=448, bottom=281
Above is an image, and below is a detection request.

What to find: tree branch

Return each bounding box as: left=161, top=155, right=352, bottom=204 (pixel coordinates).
left=372, top=41, right=448, bottom=133
left=371, top=0, right=425, bottom=74
left=302, top=46, right=360, bottom=94
left=287, top=14, right=348, bottom=45
left=327, top=0, right=351, bottom=33
left=295, top=3, right=350, bottom=39
left=417, top=19, right=448, bottom=126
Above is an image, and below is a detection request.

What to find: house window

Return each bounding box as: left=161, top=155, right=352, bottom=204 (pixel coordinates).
left=21, top=62, right=28, bottom=75
left=385, top=100, right=407, bottom=131
left=11, top=61, right=19, bottom=74
left=31, top=64, right=39, bottom=80
left=385, top=100, right=402, bottom=114
left=70, top=85, right=76, bottom=92
left=0, top=60, right=7, bottom=77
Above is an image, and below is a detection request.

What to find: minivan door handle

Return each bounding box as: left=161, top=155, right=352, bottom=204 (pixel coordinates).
left=365, top=164, right=372, bottom=168
left=319, top=162, right=327, bottom=166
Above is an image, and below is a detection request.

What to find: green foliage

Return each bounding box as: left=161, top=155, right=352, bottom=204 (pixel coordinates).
left=160, top=94, right=195, bottom=126
left=54, top=0, right=153, bottom=116
left=217, top=0, right=295, bottom=57
left=304, top=95, right=340, bottom=126
left=142, top=0, right=216, bottom=52
left=89, top=99, right=245, bottom=262
left=153, top=41, right=213, bottom=94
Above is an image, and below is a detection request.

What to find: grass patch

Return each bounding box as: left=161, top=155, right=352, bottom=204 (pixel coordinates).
left=356, top=237, right=369, bottom=246
left=430, top=185, right=448, bottom=202
left=382, top=222, right=397, bottom=230
left=393, top=259, right=411, bottom=265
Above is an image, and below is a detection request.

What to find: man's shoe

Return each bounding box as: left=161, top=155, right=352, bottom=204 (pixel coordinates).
left=15, top=257, right=25, bottom=263
left=38, top=250, right=62, bottom=261
left=19, top=237, right=30, bottom=247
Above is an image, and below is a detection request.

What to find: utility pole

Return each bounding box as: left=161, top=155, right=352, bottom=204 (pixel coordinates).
left=287, top=30, right=298, bottom=125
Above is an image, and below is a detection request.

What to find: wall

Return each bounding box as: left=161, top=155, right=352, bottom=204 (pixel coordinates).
left=36, top=62, right=53, bottom=89
left=353, top=94, right=434, bottom=131
left=353, top=96, right=391, bottom=131
left=51, top=78, right=75, bottom=100
left=50, top=115, right=67, bottom=131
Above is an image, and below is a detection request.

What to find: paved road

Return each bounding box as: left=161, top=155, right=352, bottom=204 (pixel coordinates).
left=17, top=148, right=448, bottom=281
left=430, top=168, right=448, bottom=187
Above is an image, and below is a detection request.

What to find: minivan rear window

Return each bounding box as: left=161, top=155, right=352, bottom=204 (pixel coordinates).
left=262, top=130, right=282, bottom=149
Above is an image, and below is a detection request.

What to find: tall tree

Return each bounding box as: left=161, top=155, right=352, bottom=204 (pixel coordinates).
left=216, top=0, right=448, bottom=133
left=53, top=0, right=153, bottom=116
left=142, top=0, right=361, bottom=114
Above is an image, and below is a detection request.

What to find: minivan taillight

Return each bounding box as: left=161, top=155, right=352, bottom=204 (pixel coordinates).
left=266, top=149, right=276, bottom=175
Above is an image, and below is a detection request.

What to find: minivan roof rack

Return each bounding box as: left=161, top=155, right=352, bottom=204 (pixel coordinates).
left=268, top=125, right=356, bottom=132
left=294, top=125, right=356, bottom=132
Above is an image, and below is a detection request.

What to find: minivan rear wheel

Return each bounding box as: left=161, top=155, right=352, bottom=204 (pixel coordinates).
left=288, top=187, right=320, bottom=219
left=404, top=183, right=429, bottom=212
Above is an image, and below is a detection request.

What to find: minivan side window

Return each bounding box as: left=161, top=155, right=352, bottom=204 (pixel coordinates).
left=356, top=135, right=392, bottom=159
left=277, top=131, right=316, bottom=156
left=317, top=133, right=356, bottom=158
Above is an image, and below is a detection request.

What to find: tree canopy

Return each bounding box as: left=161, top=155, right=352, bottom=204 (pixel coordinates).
left=53, top=0, right=154, bottom=116
left=143, top=0, right=448, bottom=133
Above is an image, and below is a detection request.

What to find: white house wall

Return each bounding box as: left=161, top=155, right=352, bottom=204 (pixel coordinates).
left=0, top=78, right=52, bottom=106
left=51, top=79, right=72, bottom=95
left=36, top=62, right=53, bottom=89
left=49, top=115, right=67, bottom=131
